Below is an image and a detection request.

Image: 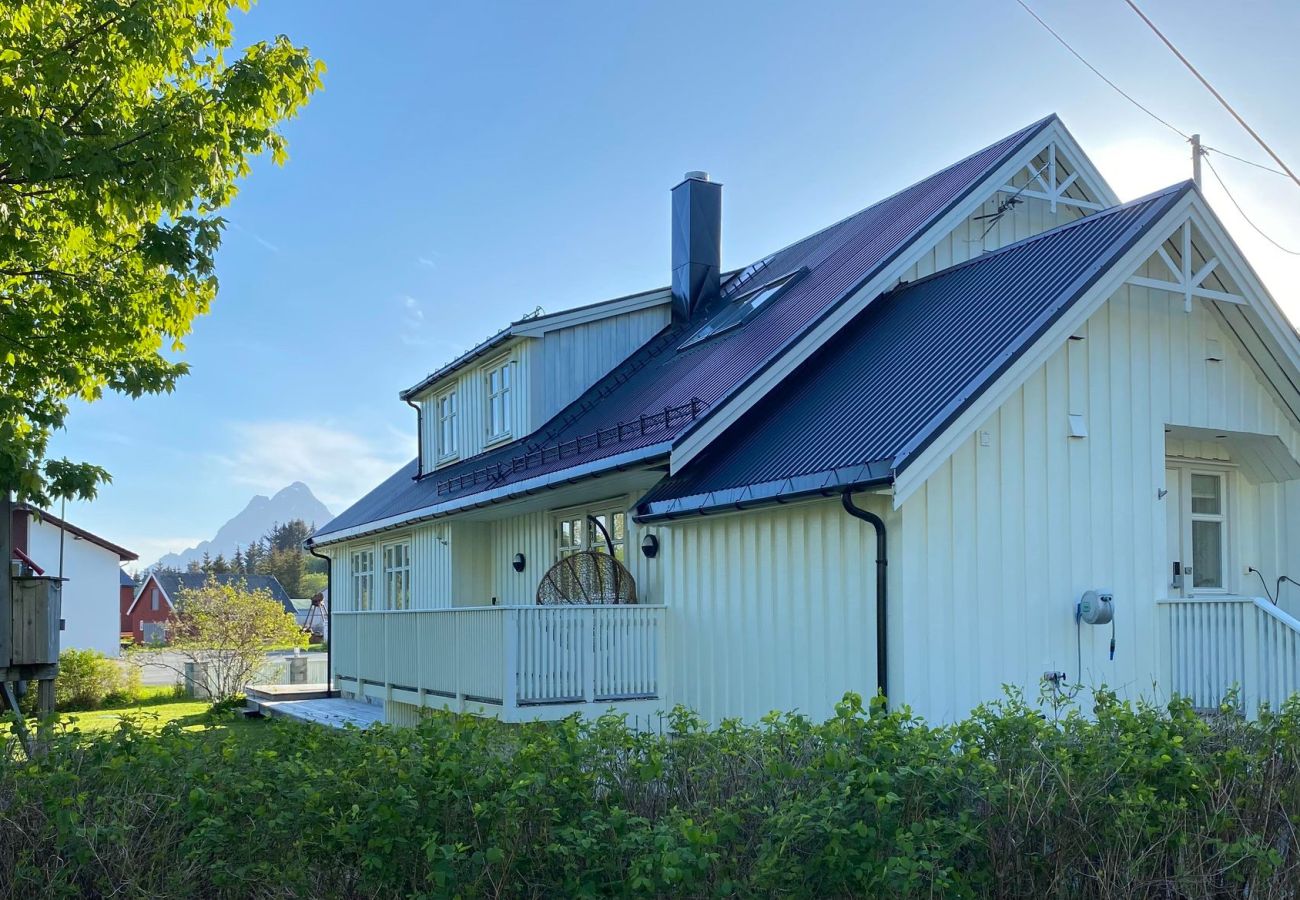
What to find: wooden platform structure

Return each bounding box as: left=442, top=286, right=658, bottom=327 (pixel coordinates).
left=245, top=683, right=385, bottom=729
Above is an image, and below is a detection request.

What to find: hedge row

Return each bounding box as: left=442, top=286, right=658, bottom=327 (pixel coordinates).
left=2, top=691, right=1299, bottom=898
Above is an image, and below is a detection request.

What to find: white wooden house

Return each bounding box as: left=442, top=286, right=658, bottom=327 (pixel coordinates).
left=308, top=114, right=1300, bottom=727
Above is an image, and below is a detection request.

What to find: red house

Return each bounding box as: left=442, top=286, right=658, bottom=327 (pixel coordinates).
left=124, top=572, right=295, bottom=644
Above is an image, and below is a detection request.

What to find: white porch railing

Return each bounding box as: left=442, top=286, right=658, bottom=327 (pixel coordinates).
left=1159, top=596, right=1300, bottom=713
left=331, top=605, right=665, bottom=718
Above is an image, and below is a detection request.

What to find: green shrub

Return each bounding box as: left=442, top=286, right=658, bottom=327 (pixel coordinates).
left=1, top=692, right=1298, bottom=897
left=50, top=649, right=140, bottom=711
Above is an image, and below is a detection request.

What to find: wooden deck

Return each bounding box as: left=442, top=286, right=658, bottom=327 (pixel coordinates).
left=245, top=685, right=386, bottom=729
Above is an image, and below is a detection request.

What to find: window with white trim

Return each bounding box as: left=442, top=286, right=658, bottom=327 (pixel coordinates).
left=1189, top=472, right=1226, bottom=590
left=150, top=587, right=160, bottom=611
left=554, top=504, right=627, bottom=563
left=351, top=548, right=375, bottom=611
left=435, top=389, right=458, bottom=460
left=485, top=359, right=512, bottom=441
left=382, top=540, right=411, bottom=610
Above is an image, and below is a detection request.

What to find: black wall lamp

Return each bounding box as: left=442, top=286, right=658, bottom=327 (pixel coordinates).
left=512, top=553, right=526, bottom=572
left=640, top=533, right=659, bottom=559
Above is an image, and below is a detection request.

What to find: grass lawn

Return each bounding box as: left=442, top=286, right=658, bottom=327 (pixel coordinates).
left=58, top=694, right=265, bottom=736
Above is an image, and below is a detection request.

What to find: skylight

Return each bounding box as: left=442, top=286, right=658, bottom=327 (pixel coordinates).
left=679, top=271, right=800, bottom=350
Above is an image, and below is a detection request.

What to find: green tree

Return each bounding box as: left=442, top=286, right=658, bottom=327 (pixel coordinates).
left=298, top=571, right=327, bottom=597
left=248, top=519, right=321, bottom=595
left=0, top=1, right=323, bottom=610
left=130, top=577, right=304, bottom=703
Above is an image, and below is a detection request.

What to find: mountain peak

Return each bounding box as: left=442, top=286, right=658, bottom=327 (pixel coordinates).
left=153, top=483, right=334, bottom=570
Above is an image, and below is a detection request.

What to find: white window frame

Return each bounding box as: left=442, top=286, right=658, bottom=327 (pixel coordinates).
left=382, top=540, right=412, bottom=610
left=1168, top=462, right=1234, bottom=596
left=435, top=388, right=458, bottom=461
left=1186, top=468, right=1229, bottom=594
left=351, top=547, right=375, bottom=611
left=552, top=499, right=628, bottom=564
left=484, top=356, right=513, bottom=443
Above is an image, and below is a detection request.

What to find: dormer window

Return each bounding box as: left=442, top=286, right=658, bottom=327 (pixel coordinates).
left=678, top=270, right=801, bottom=350
left=435, top=389, right=458, bottom=460
left=485, top=358, right=512, bottom=441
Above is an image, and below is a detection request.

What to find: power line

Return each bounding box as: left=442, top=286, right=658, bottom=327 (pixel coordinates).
left=1014, top=0, right=1189, bottom=140
left=1015, top=1, right=1285, bottom=179
left=1202, top=145, right=1287, bottom=178
left=1203, top=155, right=1300, bottom=256
left=1122, top=0, right=1300, bottom=192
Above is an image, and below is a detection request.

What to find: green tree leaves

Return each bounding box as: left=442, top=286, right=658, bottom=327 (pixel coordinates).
left=0, top=0, right=323, bottom=504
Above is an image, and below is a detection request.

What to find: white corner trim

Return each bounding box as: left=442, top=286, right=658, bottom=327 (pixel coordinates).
left=670, top=120, right=1116, bottom=475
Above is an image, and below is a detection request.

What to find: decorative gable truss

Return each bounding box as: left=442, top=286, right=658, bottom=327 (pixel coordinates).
left=997, top=141, right=1106, bottom=214
left=1125, top=216, right=1245, bottom=312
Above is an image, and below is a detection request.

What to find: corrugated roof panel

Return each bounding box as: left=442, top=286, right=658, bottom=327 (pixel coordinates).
left=637, top=183, right=1191, bottom=516
left=314, top=116, right=1057, bottom=541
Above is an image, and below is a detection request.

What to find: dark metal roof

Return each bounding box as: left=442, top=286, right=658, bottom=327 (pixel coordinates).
left=144, top=572, right=296, bottom=614
left=120, top=569, right=135, bottom=587
left=314, top=116, right=1057, bottom=542
left=636, top=183, right=1192, bottom=519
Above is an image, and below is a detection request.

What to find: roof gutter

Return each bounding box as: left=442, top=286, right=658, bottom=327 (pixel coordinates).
left=634, top=462, right=893, bottom=523
left=311, top=442, right=674, bottom=547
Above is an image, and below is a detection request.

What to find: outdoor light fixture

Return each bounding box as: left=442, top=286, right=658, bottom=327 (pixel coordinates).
left=640, top=533, right=660, bottom=559
left=512, top=553, right=526, bottom=572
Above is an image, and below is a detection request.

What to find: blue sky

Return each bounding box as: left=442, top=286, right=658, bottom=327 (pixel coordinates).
left=48, top=0, right=1300, bottom=566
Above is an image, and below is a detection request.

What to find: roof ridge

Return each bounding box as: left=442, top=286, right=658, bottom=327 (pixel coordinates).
left=722, top=114, right=1059, bottom=296
left=890, top=181, right=1193, bottom=293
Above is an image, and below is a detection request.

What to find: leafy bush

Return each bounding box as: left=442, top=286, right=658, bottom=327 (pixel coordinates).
left=2, top=692, right=1299, bottom=897
left=50, top=649, right=140, bottom=711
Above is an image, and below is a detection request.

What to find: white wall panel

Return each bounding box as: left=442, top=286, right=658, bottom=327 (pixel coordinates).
left=657, top=497, right=884, bottom=726
left=26, top=518, right=123, bottom=657
left=896, top=276, right=1300, bottom=722
left=530, top=307, right=670, bottom=423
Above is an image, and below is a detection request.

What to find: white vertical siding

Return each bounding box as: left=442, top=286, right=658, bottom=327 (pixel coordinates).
left=896, top=277, right=1300, bottom=722
left=656, top=497, right=883, bottom=726
left=530, top=307, right=670, bottom=423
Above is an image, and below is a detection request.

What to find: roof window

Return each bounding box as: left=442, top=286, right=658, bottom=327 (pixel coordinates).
left=678, top=270, right=801, bottom=350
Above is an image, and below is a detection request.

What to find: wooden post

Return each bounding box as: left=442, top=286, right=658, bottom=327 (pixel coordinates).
left=1191, top=134, right=1202, bottom=189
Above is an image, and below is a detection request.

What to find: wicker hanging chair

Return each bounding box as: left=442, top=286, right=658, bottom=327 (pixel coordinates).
left=536, top=550, right=638, bottom=605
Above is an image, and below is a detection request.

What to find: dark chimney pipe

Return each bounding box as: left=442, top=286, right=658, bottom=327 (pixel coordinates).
left=671, top=171, right=721, bottom=322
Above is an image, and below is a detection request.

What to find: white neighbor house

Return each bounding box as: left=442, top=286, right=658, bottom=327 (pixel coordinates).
left=309, top=114, right=1300, bottom=727
left=12, top=504, right=138, bottom=657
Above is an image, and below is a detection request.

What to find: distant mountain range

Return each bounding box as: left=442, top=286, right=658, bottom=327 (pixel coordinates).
left=153, top=482, right=333, bottom=571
